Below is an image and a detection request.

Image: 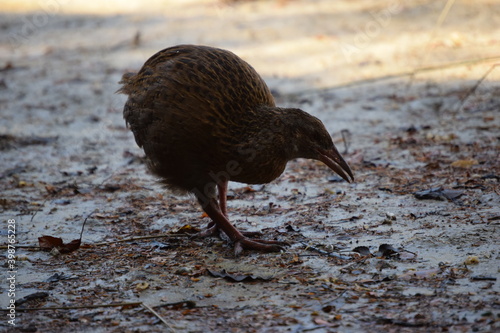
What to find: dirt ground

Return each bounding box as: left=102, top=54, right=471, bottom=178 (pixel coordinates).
left=1, top=0, right=499, bottom=332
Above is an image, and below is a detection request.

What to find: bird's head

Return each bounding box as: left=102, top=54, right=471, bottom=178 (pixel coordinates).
left=283, top=108, right=354, bottom=183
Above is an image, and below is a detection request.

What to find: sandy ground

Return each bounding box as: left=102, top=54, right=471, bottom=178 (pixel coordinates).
left=1, top=0, right=499, bottom=332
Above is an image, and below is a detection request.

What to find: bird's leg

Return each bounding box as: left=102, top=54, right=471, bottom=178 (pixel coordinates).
left=198, top=181, right=228, bottom=236
left=200, top=196, right=286, bottom=255
left=199, top=181, right=262, bottom=238
left=218, top=180, right=228, bottom=218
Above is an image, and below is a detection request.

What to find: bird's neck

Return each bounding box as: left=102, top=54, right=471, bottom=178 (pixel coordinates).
left=253, top=106, right=307, bottom=161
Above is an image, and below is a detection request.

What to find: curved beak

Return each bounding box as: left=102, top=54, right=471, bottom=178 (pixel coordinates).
left=318, top=147, right=354, bottom=183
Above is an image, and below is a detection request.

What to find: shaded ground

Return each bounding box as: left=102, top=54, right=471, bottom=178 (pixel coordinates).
left=0, top=0, right=499, bottom=332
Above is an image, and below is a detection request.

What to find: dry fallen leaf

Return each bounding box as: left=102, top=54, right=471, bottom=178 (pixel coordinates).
left=135, top=282, right=149, bottom=291
left=375, top=244, right=399, bottom=258
left=173, top=224, right=200, bottom=234
left=38, top=235, right=81, bottom=254
left=352, top=246, right=372, bottom=256
left=464, top=255, right=479, bottom=265
left=451, top=159, right=478, bottom=168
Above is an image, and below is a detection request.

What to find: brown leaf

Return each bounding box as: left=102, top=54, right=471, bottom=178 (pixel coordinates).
left=38, top=235, right=63, bottom=250
left=38, top=235, right=81, bottom=254
left=59, top=239, right=82, bottom=254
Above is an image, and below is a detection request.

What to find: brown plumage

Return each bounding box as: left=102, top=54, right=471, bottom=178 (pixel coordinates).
left=118, top=44, right=354, bottom=254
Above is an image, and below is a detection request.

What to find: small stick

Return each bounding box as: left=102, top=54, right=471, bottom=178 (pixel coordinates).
left=0, top=302, right=142, bottom=311
left=406, top=0, right=457, bottom=89
left=457, top=63, right=499, bottom=112
left=340, top=129, right=351, bottom=154
left=30, top=198, right=48, bottom=223
left=93, top=233, right=186, bottom=246
left=80, top=210, right=96, bottom=240
left=292, top=56, right=500, bottom=96
left=142, top=303, right=176, bottom=332
left=0, top=245, right=40, bottom=250
left=0, top=233, right=187, bottom=250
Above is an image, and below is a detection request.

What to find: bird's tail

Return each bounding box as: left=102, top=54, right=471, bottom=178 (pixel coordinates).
left=116, top=72, right=137, bottom=94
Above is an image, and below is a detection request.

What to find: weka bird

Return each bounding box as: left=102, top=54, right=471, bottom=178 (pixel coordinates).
left=119, top=45, right=353, bottom=254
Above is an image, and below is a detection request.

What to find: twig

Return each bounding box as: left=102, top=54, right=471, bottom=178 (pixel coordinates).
left=406, top=0, right=457, bottom=89
left=340, top=129, right=351, bottom=154
left=330, top=289, right=347, bottom=302
left=291, top=56, right=500, bottom=96
left=0, top=245, right=40, bottom=250
left=95, top=166, right=123, bottom=188
left=142, top=303, right=176, bottom=332
left=0, top=302, right=143, bottom=311
left=93, top=233, right=187, bottom=246
left=30, top=198, right=48, bottom=223
left=387, top=56, right=500, bottom=85
left=80, top=210, right=96, bottom=240
left=456, top=63, right=499, bottom=112
left=0, top=233, right=187, bottom=250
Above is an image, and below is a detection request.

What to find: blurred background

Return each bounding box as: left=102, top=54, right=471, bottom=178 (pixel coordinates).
left=2, top=0, right=499, bottom=92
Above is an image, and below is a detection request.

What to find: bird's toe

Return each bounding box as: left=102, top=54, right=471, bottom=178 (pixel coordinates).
left=234, top=237, right=289, bottom=255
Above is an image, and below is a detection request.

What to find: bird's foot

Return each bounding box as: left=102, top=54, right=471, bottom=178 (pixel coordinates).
left=194, top=224, right=287, bottom=255
left=194, top=222, right=218, bottom=238
left=234, top=237, right=288, bottom=256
